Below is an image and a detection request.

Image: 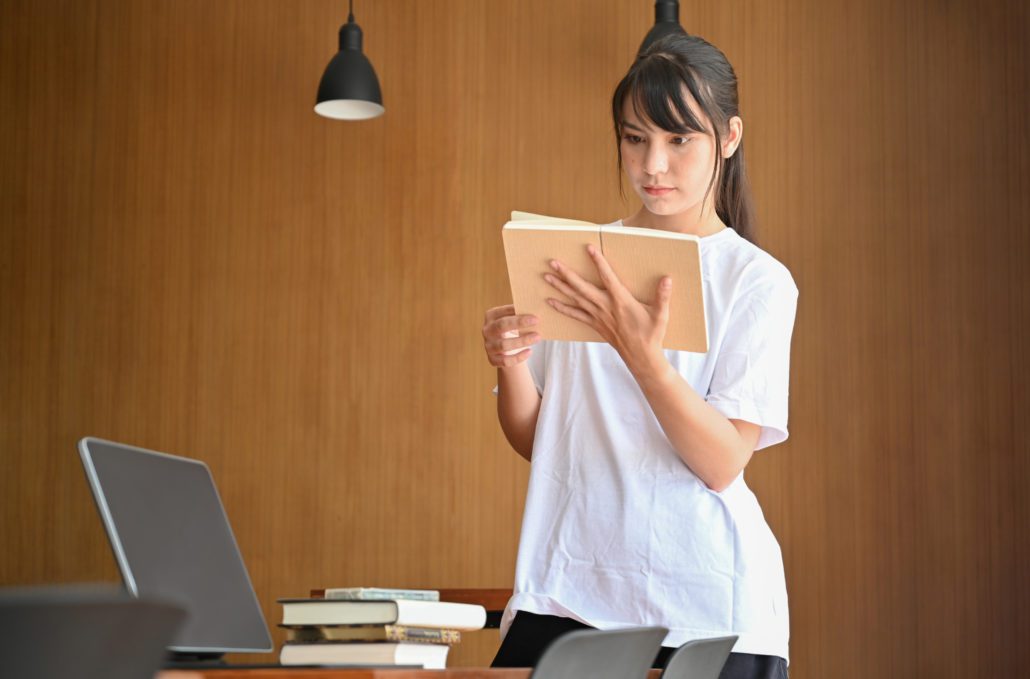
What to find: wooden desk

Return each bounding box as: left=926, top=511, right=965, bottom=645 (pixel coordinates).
left=160, top=670, right=532, bottom=679
left=160, top=669, right=663, bottom=678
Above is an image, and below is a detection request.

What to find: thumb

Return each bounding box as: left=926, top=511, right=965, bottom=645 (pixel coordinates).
left=654, top=276, right=673, bottom=316
left=652, top=276, right=673, bottom=325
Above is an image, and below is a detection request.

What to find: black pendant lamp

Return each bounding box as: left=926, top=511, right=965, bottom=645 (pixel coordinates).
left=315, top=0, right=384, bottom=120
left=638, top=0, right=688, bottom=53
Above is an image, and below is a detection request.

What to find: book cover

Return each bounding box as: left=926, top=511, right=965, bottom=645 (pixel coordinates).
left=278, top=598, right=487, bottom=630
left=502, top=211, right=708, bottom=352
left=280, top=641, right=449, bottom=669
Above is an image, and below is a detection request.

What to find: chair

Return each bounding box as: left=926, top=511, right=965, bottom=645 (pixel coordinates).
left=529, top=626, right=669, bottom=679
left=659, top=635, right=739, bottom=679
left=0, top=584, right=186, bottom=679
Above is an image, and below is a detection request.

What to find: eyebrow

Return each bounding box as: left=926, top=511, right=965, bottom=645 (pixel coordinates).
left=621, top=120, right=695, bottom=136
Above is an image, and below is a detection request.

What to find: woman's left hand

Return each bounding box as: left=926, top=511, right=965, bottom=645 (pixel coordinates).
left=545, top=244, right=672, bottom=374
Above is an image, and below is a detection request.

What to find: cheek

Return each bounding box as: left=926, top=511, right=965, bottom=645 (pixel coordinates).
left=674, top=147, right=716, bottom=183
left=620, top=145, right=641, bottom=169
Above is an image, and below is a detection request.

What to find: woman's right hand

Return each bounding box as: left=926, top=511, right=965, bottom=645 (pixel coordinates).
left=482, top=305, right=541, bottom=368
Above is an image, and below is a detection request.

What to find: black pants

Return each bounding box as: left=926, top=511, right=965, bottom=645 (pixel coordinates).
left=492, top=611, right=788, bottom=679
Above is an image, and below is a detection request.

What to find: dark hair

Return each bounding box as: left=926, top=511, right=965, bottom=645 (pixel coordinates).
left=612, top=34, right=757, bottom=243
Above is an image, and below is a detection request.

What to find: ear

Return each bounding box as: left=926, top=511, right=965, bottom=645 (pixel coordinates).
left=722, top=116, right=743, bottom=159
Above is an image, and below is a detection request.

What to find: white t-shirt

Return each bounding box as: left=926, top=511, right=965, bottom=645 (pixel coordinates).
left=499, top=224, right=799, bottom=661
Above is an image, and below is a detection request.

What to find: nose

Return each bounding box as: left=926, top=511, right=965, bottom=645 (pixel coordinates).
left=643, top=142, right=668, bottom=176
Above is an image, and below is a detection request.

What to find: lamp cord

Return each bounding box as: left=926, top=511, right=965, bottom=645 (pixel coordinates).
left=348, top=0, right=354, bottom=22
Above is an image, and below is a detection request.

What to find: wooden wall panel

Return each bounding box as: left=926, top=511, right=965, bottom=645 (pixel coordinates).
left=1, top=1, right=1027, bottom=676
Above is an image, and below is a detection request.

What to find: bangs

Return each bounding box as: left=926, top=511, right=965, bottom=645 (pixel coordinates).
left=614, top=56, right=710, bottom=135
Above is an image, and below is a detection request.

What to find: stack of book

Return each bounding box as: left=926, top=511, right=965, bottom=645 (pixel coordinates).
left=277, top=587, right=487, bottom=669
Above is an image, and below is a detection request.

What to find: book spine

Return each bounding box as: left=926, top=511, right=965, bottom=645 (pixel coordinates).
left=284, top=625, right=461, bottom=645
left=387, top=626, right=461, bottom=644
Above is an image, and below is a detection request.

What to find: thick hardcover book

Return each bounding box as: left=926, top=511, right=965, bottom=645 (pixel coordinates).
left=502, top=211, right=708, bottom=352
left=280, top=624, right=461, bottom=645
left=280, top=641, right=449, bottom=669
left=278, top=598, right=487, bottom=630
left=323, top=587, right=439, bottom=602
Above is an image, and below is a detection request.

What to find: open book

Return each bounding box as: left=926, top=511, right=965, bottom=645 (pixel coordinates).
left=502, top=211, right=708, bottom=352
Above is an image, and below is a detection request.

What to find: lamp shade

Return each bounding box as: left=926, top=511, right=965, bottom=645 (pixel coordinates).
left=315, top=16, right=384, bottom=120
left=639, top=0, right=688, bottom=53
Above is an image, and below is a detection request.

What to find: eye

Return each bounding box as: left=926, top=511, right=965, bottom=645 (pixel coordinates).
left=671, top=136, right=692, bottom=146
left=622, top=134, right=644, bottom=144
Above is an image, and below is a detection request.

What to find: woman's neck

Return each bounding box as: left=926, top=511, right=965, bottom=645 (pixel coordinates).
left=623, top=205, right=727, bottom=237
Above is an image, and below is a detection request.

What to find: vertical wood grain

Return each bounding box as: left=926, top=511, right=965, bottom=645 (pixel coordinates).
left=1, top=1, right=1027, bottom=676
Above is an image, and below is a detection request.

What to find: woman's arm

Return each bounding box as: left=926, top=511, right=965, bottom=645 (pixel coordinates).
left=628, top=355, right=760, bottom=492
left=482, top=304, right=542, bottom=461
left=497, top=363, right=542, bottom=462
left=543, top=246, right=764, bottom=490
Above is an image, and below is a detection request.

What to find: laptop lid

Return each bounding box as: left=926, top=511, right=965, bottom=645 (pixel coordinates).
left=78, top=437, right=273, bottom=655
left=0, top=584, right=186, bottom=679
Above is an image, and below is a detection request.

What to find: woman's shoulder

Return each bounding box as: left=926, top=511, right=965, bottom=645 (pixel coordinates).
left=704, top=228, right=798, bottom=298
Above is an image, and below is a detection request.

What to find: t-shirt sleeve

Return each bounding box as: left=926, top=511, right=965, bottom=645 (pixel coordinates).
left=491, top=340, right=547, bottom=396
left=706, top=266, right=799, bottom=451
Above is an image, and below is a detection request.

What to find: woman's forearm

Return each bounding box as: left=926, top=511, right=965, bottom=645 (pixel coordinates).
left=630, top=355, right=756, bottom=492
left=497, top=363, right=542, bottom=461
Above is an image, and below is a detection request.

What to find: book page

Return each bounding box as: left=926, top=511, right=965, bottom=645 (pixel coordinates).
left=509, top=210, right=596, bottom=226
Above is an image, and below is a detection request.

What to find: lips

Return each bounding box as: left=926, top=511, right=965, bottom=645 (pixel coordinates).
left=643, top=186, right=674, bottom=196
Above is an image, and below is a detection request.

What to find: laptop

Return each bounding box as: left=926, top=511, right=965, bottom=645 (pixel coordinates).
left=78, top=437, right=406, bottom=670
left=78, top=437, right=274, bottom=666
left=0, top=584, right=186, bottom=679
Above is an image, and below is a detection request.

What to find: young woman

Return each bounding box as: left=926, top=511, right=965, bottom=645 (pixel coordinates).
left=481, top=34, right=797, bottom=679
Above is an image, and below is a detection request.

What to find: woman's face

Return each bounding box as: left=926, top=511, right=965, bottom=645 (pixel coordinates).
left=619, top=95, right=738, bottom=222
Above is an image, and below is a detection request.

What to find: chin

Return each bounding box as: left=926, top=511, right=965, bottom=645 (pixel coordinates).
left=641, top=201, right=684, bottom=217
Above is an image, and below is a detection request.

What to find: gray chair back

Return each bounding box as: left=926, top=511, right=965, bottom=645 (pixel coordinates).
left=529, top=626, right=668, bottom=679
left=0, top=584, right=186, bottom=679
left=659, top=635, right=738, bottom=679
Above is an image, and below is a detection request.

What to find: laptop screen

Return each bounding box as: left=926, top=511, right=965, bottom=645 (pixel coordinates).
left=79, top=437, right=273, bottom=654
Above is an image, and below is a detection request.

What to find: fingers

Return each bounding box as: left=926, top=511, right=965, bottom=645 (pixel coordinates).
left=585, top=244, right=629, bottom=298
left=483, top=304, right=516, bottom=323
left=546, top=259, right=607, bottom=315
left=547, top=296, right=595, bottom=327
left=543, top=271, right=600, bottom=317
left=483, top=305, right=542, bottom=367
left=482, top=308, right=539, bottom=347
left=484, top=330, right=540, bottom=368
left=483, top=315, right=539, bottom=342
left=485, top=329, right=540, bottom=354
left=483, top=307, right=538, bottom=334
